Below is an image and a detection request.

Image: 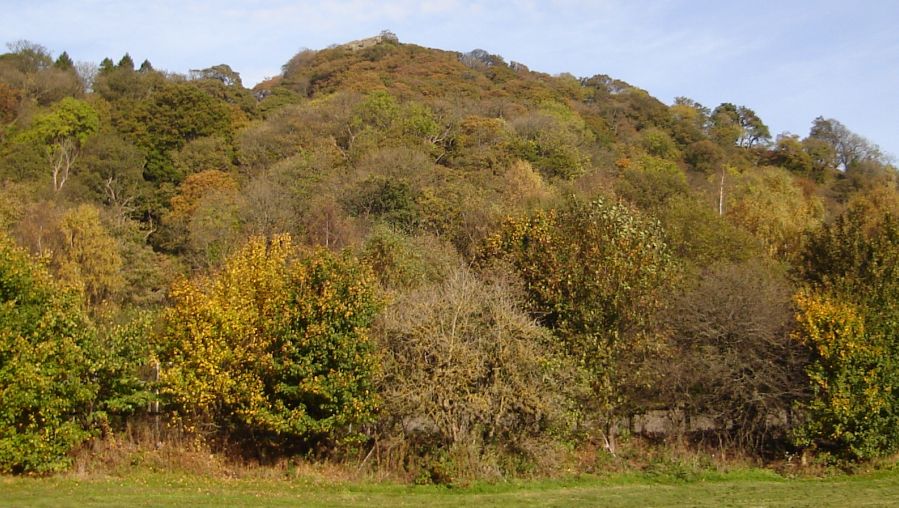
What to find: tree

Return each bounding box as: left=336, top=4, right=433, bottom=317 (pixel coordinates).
left=481, top=196, right=675, bottom=450
left=190, top=64, right=243, bottom=87
left=615, top=154, right=689, bottom=211
left=377, top=268, right=582, bottom=481
left=360, top=225, right=458, bottom=292
left=666, top=262, right=808, bottom=450
left=0, top=82, right=20, bottom=124
left=0, top=232, right=97, bottom=473
left=160, top=235, right=381, bottom=448
left=53, top=204, right=125, bottom=306
left=657, top=195, right=761, bottom=267
left=794, top=202, right=899, bottom=459
left=448, top=115, right=514, bottom=171
left=343, top=176, right=419, bottom=231
left=710, top=103, right=742, bottom=146
left=736, top=105, right=771, bottom=148
left=171, top=135, right=235, bottom=176
left=185, top=189, right=244, bottom=269
left=792, top=290, right=899, bottom=460
left=74, top=61, right=98, bottom=93
left=3, top=40, right=52, bottom=72
left=685, top=139, right=726, bottom=173
left=77, top=133, right=146, bottom=217
left=726, top=166, right=823, bottom=262
left=670, top=97, right=710, bottom=145
left=20, top=97, right=99, bottom=192
left=117, top=53, right=134, bottom=71
left=768, top=134, right=815, bottom=178
left=159, top=169, right=240, bottom=258
left=53, top=51, right=74, bottom=71
left=807, top=117, right=882, bottom=171
left=510, top=102, right=591, bottom=179
left=98, top=57, right=115, bottom=74
left=115, top=82, right=233, bottom=182
left=710, top=103, right=770, bottom=148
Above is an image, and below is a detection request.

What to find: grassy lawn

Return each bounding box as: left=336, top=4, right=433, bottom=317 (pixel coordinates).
left=3, top=469, right=899, bottom=507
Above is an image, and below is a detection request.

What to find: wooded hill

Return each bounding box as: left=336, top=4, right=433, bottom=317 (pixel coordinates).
left=2, top=34, right=898, bottom=478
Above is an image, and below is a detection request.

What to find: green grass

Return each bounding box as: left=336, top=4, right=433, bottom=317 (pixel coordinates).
left=2, top=469, right=899, bottom=507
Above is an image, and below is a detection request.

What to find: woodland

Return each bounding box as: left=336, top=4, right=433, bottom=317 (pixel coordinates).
left=2, top=33, right=899, bottom=481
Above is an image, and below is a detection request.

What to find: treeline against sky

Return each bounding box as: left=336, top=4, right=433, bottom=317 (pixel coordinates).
left=2, top=36, right=899, bottom=478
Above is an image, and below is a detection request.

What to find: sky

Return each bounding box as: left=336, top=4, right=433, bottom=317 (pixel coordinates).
left=2, top=0, right=898, bottom=158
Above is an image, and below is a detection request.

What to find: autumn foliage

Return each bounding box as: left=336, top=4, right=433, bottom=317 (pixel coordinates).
left=2, top=35, right=899, bottom=477
left=160, top=235, right=380, bottom=447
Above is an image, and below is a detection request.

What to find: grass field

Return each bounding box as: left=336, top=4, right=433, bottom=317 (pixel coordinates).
left=3, top=468, right=899, bottom=507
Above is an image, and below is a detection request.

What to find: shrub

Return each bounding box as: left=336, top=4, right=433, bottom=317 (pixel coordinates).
left=0, top=233, right=97, bottom=473
left=665, top=261, right=808, bottom=451
left=159, top=235, right=380, bottom=450
left=376, top=268, right=581, bottom=481
left=793, top=203, right=899, bottom=459
left=481, top=196, right=675, bottom=437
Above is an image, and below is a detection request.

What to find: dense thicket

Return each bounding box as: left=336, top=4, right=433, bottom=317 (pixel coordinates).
left=1, top=36, right=898, bottom=477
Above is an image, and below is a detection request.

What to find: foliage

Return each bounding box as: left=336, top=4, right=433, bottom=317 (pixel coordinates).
left=808, top=117, right=883, bottom=171
left=685, top=140, right=726, bottom=173
left=481, top=197, right=674, bottom=423
left=615, top=154, right=688, bottom=210
left=791, top=291, right=899, bottom=460
left=53, top=204, right=124, bottom=305
left=114, top=82, right=233, bottom=182
left=510, top=103, right=590, bottom=180
left=76, top=133, right=146, bottom=209
left=159, top=235, right=381, bottom=447
left=360, top=225, right=458, bottom=292
left=0, top=232, right=97, bottom=473
left=710, top=103, right=770, bottom=148
left=343, top=176, right=419, bottom=231
left=158, top=169, right=240, bottom=259
left=4, top=34, right=899, bottom=472
left=88, top=310, right=158, bottom=416
left=768, top=134, right=815, bottom=178
left=666, top=261, right=808, bottom=450
left=658, top=195, right=760, bottom=268
left=726, top=166, right=823, bottom=261
left=376, top=267, right=583, bottom=481
left=791, top=202, right=899, bottom=459
left=172, top=135, right=235, bottom=176
left=17, top=97, right=99, bottom=192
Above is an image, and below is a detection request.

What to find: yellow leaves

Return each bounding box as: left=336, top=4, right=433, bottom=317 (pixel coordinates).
left=791, top=288, right=899, bottom=457
left=792, top=290, right=868, bottom=360
left=160, top=234, right=380, bottom=439
left=54, top=204, right=124, bottom=305
left=726, top=167, right=823, bottom=261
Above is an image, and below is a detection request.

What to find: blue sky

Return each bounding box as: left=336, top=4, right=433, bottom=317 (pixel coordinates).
left=3, top=0, right=898, bottom=158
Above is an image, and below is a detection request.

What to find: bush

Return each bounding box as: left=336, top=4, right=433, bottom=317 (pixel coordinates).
left=665, top=261, right=808, bottom=451
left=159, top=235, right=380, bottom=450
left=481, top=196, right=675, bottom=435
left=793, top=203, right=899, bottom=459
left=0, top=233, right=98, bottom=473
left=376, top=268, right=582, bottom=481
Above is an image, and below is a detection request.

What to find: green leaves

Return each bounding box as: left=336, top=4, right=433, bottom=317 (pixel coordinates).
left=114, top=82, right=234, bottom=183
left=793, top=203, right=899, bottom=459
left=160, top=235, right=380, bottom=445
left=0, top=233, right=97, bottom=473
left=26, top=97, right=99, bottom=147
left=482, top=197, right=674, bottom=416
